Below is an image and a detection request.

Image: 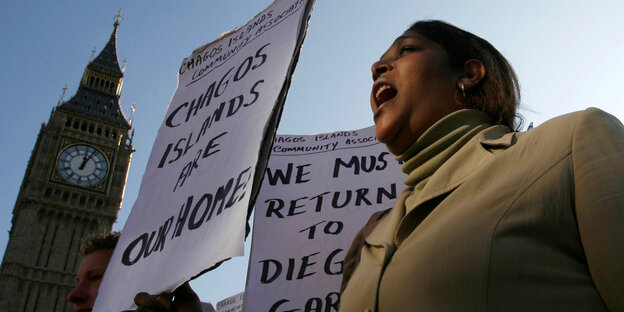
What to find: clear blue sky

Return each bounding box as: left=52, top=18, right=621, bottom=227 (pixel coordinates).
left=1, top=0, right=623, bottom=306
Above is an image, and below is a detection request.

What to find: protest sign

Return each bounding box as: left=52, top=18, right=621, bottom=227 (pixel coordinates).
left=244, top=126, right=405, bottom=312
left=94, top=1, right=315, bottom=310
left=217, top=292, right=244, bottom=312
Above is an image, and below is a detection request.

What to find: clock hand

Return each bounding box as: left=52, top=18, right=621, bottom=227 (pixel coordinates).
left=79, top=150, right=96, bottom=170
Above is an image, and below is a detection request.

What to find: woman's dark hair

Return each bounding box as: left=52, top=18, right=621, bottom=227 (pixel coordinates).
left=409, top=20, right=521, bottom=129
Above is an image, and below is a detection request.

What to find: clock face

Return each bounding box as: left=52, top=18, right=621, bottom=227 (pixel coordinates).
left=57, top=144, right=108, bottom=186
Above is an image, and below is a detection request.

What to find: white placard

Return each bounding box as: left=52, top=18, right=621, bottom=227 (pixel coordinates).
left=217, top=292, right=244, bottom=312
left=94, top=1, right=315, bottom=310
left=244, top=126, right=405, bottom=312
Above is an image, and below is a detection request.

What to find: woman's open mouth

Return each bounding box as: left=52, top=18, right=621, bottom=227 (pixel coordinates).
left=372, top=81, right=397, bottom=108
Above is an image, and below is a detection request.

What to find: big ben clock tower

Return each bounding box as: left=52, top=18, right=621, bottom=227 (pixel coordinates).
left=0, top=15, right=133, bottom=311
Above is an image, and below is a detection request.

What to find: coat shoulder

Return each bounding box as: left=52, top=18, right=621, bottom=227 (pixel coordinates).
left=517, top=107, right=621, bottom=144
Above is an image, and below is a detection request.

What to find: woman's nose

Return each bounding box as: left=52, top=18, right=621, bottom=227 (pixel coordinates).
left=371, top=60, right=391, bottom=80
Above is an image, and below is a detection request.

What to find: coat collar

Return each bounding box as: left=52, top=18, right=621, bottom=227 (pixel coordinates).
left=365, top=120, right=515, bottom=248
left=420, top=125, right=514, bottom=201
left=396, top=125, right=514, bottom=244
left=354, top=122, right=515, bottom=310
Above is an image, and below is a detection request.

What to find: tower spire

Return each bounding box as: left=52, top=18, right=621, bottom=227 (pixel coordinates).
left=114, top=9, right=123, bottom=27
left=89, top=15, right=123, bottom=74
left=59, top=13, right=130, bottom=128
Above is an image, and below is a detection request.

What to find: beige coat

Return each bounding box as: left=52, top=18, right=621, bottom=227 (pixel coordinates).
left=340, top=108, right=624, bottom=311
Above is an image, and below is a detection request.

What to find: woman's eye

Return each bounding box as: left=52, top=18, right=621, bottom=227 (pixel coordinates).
left=399, top=45, right=418, bottom=56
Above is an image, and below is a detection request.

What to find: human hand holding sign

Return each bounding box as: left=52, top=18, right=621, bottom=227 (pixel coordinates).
left=133, top=283, right=202, bottom=312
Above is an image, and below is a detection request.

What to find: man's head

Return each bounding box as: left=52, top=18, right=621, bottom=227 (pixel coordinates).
left=67, top=231, right=120, bottom=311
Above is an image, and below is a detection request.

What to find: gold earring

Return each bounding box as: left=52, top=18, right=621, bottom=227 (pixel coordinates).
left=461, top=82, right=466, bottom=97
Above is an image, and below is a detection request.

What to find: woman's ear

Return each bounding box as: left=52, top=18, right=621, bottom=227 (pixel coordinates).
left=458, top=59, right=486, bottom=90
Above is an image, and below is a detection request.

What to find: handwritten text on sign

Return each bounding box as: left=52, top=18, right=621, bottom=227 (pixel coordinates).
left=245, top=126, right=405, bottom=312
left=94, top=1, right=314, bottom=310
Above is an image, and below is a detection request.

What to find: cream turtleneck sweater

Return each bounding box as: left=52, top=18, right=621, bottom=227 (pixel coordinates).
left=396, top=109, right=492, bottom=215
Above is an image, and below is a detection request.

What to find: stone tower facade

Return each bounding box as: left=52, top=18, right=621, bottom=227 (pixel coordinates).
left=0, top=19, right=133, bottom=311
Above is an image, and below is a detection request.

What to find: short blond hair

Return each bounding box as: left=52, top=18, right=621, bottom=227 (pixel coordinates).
left=80, top=231, right=120, bottom=255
